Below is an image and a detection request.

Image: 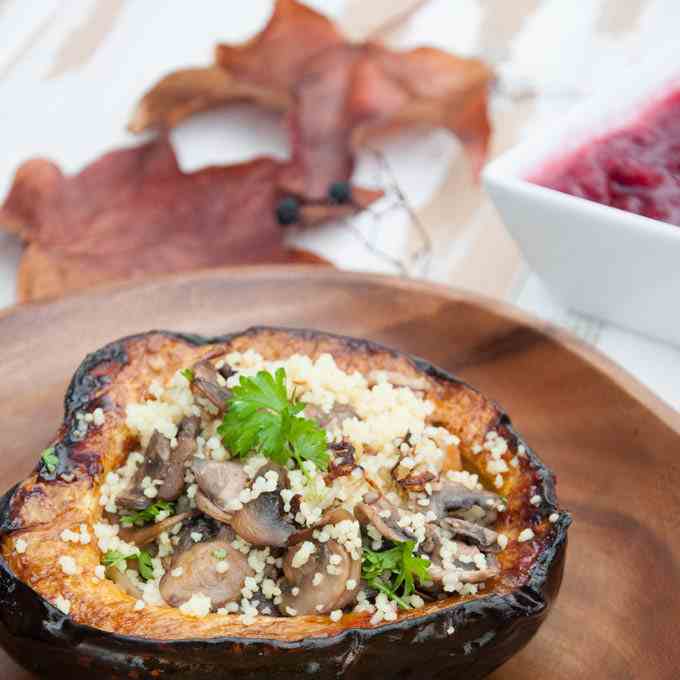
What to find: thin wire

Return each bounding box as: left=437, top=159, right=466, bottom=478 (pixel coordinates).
left=368, top=147, right=433, bottom=273
left=339, top=148, right=433, bottom=278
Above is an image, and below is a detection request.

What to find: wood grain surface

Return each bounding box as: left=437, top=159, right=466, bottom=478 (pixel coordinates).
left=0, top=266, right=678, bottom=679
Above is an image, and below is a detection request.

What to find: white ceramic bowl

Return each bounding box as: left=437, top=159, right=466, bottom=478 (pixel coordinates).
left=483, top=45, right=680, bottom=347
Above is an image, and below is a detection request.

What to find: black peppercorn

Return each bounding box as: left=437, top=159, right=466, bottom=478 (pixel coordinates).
left=328, top=180, right=352, bottom=204
left=276, top=196, right=300, bottom=225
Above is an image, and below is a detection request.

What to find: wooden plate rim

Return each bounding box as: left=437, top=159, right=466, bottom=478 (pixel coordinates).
left=0, top=264, right=676, bottom=431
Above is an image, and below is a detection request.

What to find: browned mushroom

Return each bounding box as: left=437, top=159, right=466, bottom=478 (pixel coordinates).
left=157, top=416, right=200, bottom=501
left=191, top=360, right=231, bottom=414
left=119, top=512, right=193, bottom=547
left=117, top=431, right=173, bottom=510
left=192, top=459, right=294, bottom=547
left=452, top=541, right=501, bottom=583
left=429, top=480, right=501, bottom=519
left=159, top=519, right=253, bottom=609
left=420, top=524, right=500, bottom=591
left=191, top=458, right=249, bottom=523
left=195, top=491, right=232, bottom=524
left=440, top=517, right=500, bottom=553
left=118, top=417, right=200, bottom=510
left=354, top=492, right=415, bottom=543
left=457, top=553, right=501, bottom=584
left=279, top=538, right=360, bottom=615
left=230, top=465, right=294, bottom=547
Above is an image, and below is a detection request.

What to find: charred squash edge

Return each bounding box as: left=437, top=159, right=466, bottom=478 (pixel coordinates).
left=0, top=327, right=571, bottom=678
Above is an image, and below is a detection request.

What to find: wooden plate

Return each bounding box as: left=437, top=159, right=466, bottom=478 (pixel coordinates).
left=0, top=266, right=678, bottom=679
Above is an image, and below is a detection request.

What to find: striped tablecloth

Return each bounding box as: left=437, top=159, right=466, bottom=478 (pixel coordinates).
left=0, top=0, right=678, bottom=408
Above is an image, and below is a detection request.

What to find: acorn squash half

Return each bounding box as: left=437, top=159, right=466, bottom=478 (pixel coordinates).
left=0, top=327, right=570, bottom=679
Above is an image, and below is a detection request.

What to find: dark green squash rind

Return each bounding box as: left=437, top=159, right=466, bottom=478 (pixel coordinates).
left=0, top=327, right=571, bottom=679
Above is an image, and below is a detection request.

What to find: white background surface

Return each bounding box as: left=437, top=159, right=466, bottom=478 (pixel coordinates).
left=0, top=0, right=678, bottom=409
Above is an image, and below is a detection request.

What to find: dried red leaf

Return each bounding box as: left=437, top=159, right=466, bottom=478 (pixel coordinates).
left=2, top=0, right=493, bottom=303
left=215, top=0, right=344, bottom=93
left=130, top=0, right=493, bottom=196
left=128, top=66, right=289, bottom=134
left=0, top=137, right=332, bottom=303
left=130, top=0, right=343, bottom=134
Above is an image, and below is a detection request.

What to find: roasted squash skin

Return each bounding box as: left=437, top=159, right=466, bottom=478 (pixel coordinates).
left=0, top=327, right=570, bottom=679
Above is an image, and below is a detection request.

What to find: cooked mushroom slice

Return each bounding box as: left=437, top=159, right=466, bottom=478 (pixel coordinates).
left=231, top=466, right=294, bottom=547
left=117, top=431, right=173, bottom=510
left=459, top=555, right=501, bottom=583
left=157, top=416, right=200, bottom=501
left=429, top=480, right=501, bottom=519
left=418, top=524, right=445, bottom=591
left=354, top=492, right=415, bottom=543
left=195, top=491, right=232, bottom=524
left=232, top=491, right=294, bottom=547
left=192, top=459, right=294, bottom=546
left=455, top=547, right=501, bottom=584
left=120, top=511, right=193, bottom=547
left=191, top=458, right=249, bottom=522
left=191, top=359, right=232, bottom=414
left=420, top=525, right=500, bottom=589
left=118, top=424, right=199, bottom=510
left=279, top=539, right=359, bottom=615
left=441, top=517, right=501, bottom=553
left=160, top=524, right=253, bottom=609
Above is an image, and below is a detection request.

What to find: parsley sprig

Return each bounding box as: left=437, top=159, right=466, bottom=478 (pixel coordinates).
left=102, top=549, right=155, bottom=581
left=361, top=541, right=431, bottom=609
left=120, top=500, right=175, bottom=528
left=41, top=446, right=59, bottom=474
left=137, top=550, right=155, bottom=581
left=102, top=549, right=127, bottom=571
left=217, top=368, right=329, bottom=474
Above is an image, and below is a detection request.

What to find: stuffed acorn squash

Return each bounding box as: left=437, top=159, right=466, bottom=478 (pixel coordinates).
left=0, top=327, right=570, bottom=679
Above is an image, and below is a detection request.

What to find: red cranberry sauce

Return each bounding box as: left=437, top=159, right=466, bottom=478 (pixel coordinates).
left=529, top=88, right=680, bottom=226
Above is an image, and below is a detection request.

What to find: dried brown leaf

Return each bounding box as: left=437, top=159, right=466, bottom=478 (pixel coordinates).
left=0, top=137, right=331, bottom=302
left=129, top=66, right=289, bottom=134
left=130, top=0, right=493, bottom=194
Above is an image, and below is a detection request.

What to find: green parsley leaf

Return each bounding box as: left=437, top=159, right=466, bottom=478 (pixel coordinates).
left=213, top=548, right=227, bottom=560
left=137, top=549, right=155, bottom=581
left=361, top=541, right=430, bottom=610
left=180, top=368, right=194, bottom=382
left=101, top=549, right=155, bottom=581
left=218, top=368, right=329, bottom=473
left=41, top=446, right=59, bottom=474
left=289, top=416, right=329, bottom=472
left=102, top=550, right=128, bottom=572
left=121, top=500, right=175, bottom=528
left=234, top=367, right=290, bottom=413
